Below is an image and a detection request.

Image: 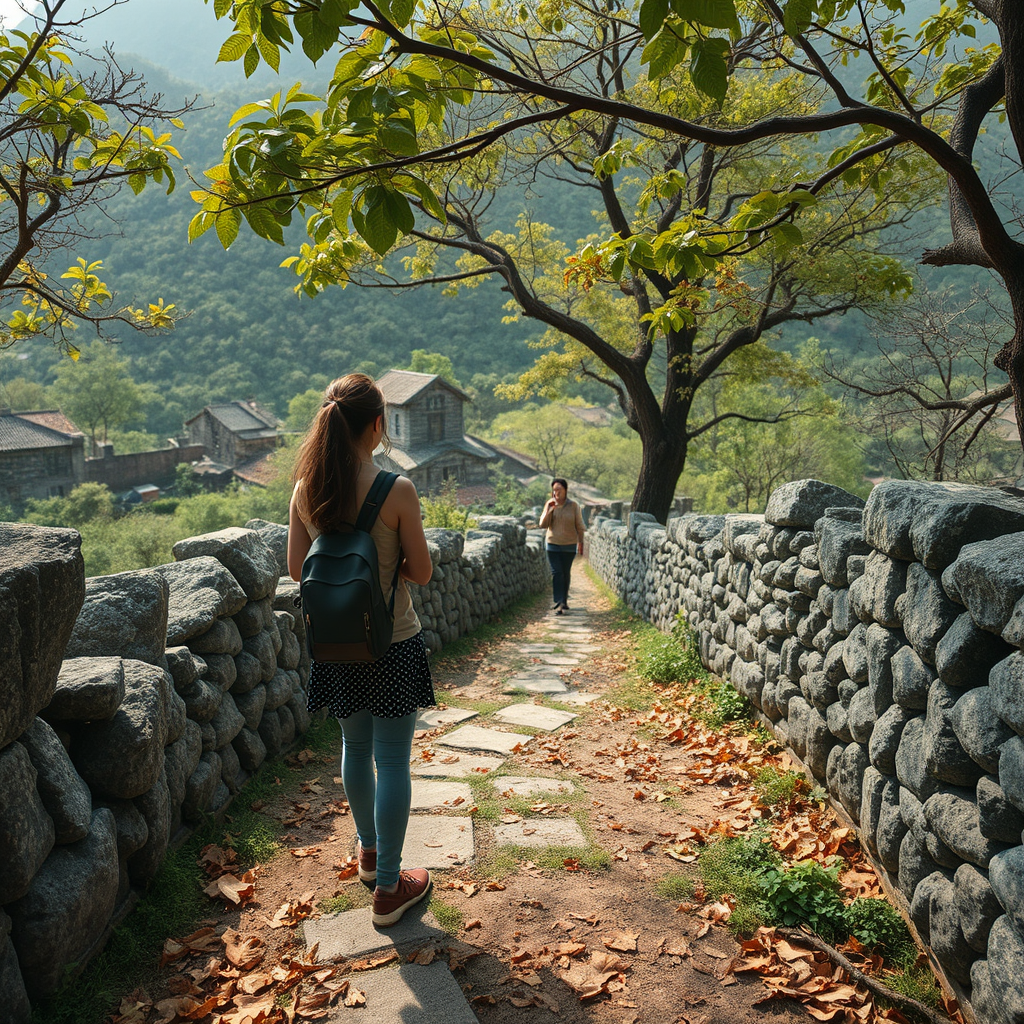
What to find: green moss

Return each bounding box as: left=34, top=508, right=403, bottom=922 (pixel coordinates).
left=318, top=893, right=353, bottom=915
left=428, top=897, right=465, bottom=934
left=654, top=872, right=697, bottom=902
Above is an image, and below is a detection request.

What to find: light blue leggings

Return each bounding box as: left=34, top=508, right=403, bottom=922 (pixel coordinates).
left=338, top=709, right=418, bottom=887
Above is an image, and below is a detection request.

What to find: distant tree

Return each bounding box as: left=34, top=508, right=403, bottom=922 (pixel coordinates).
left=403, top=350, right=462, bottom=388
left=286, top=388, right=323, bottom=432
left=22, top=481, right=114, bottom=527
left=173, top=463, right=204, bottom=497
left=52, top=340, right=149, bottom=453
left=0, top=375, right=48, bottom=410
left=0, top=1, right=190, bottom=353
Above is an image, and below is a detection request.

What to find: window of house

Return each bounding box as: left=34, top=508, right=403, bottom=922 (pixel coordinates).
left=393, top=413, right=400, bottom=436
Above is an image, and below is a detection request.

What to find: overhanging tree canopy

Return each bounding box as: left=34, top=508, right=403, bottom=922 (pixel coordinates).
left=0, top=0, right=190, bottom=355
left=194, top=0, right=1017, bottom=518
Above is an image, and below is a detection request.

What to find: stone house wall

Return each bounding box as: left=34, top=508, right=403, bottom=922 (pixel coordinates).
left=84, top=444, right=206, bottom=492
left=586, top=478, right=1024, bottom=1024
left=0, top=515, right=546, bottom=1021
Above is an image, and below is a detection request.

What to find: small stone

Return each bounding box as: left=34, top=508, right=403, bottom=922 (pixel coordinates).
left=927, top=876, right=977, bottom=985
left=977, top=775, right=1024, bottom=842
left=187, top=617, right=243, bottom=657
left=990, top=652, right=1024, bottom=735
left=860, top=767, right=886, bottom=858
left=232, top=727, right=267, bottom=773
left=989, top=846, right=1024, bottom=936
left=843, top=623, right=869, bottom=684
left=129, top=770, right=170, bottom=885
left=164, top=647, right=205, bottom=693
left=951, top=687, right=1014, bottom=774
left=849, top=551, right=906, bottom=629
left=847, top=688, right=877, bottom=745
left=972, top=918, right=1024, bottom=1024
left=924, top=680, right=985, bottom=787
left=895, top=717, right=941, bottom=801
left=876, top=779, right=906, bottom=874
left=233, top=686, right=267, bottom=732
left=898, top=830, right=940, bottom=901
left=869, top=704, right=914, bottom=776
left=955, top=863, right=1002, bottom=953
left=836, top=742, right=869, bottom=820
left=891, top=646, right=935, bottom=711
left=999, top=736, right=1024, bottom=814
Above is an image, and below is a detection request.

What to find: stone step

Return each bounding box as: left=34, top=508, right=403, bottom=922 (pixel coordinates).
left=532, top=655, right=580, bottom=666
left=410, top=779, right=473, bottom=811
left=435, top=724, right=528, bottom=755
left=490, top=775, right=575, bottom=797
left=411, top=752, right=505, bottom=778
left=402, top=815, right=475, bottom=869
left=493, top=817, right=588, bottom=848
left=503, top=677, right=569, bottom=695
left=415, top=707, right=478, bottom=729
left=305, top=905, right=444, bottom=961
left=549, top=691, right=600, bottom=705
left=493, top=705, right=577, bottom=731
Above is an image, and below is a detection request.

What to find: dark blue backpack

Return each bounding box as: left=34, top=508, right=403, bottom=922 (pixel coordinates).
left=299, top=471, right=401, bottom=663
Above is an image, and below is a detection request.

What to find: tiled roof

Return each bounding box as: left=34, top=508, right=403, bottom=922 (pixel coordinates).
left=233, top=451, right=282, bottom=486
left=18, top=409, right=82, bottom=435
left=456, top=484, right=496, bottom=506
left=187, top=401, right=281, bottom=434
left=377, top=435, right=499, bottom=471
left=377, top=369, right=471, bottom=406
left=0, top=413, right=78, bottom=452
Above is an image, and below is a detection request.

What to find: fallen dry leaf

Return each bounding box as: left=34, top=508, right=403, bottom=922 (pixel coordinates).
left=603, top=930, right=639, bottom=953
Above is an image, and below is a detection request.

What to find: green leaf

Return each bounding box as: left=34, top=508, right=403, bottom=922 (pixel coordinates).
left=379, top=118, right=419, bottom=156
left=640, top=0, right=669, bottom=40
left=257, top=33, right=281, bottom=72
left=769, top=221, right=803, bottom=251
left=381, top=188, right=415, bottom=235
left=331, top=190, right=353, bottom=230
left=672, top=0, right=739, bottom=30
left=689, top=37, right=729, bottom=104
left=246, top=202, right=285, bottom=245
left=355, top=186, right=399, bottom=254
left=243, top=43, right=260, bottom=78
left=229, top=101, right=270, bottom=127
left=218, top=33, right=251, bottom=63
left=782, top=0, right=816, bottom=37
left=642, top=26, right=688, bottom=80
left=188, top=211, right=214, bottom=243
left=128, top=171, right=146, bottom=195
left=214, top=0, right=232, bottom=18
left=377, top=0, right=416, bottom=28
left=319, top=0, right=356, bottom=29
left=397, top=173, right=445, bottom=222
left=216, top=207, right=241, bottom=249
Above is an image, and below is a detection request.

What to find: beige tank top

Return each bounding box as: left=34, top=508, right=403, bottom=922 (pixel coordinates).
left=294, top=481, right=421, bottom=644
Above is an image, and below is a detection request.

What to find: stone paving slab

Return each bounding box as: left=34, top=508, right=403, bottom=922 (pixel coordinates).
left=411, top=752, right=505, bottom=778
left=549, top=691, right=600, bottom=705
left=402, top=815, right=475, bottom=869
left=535, top=655, right=580, bottom=665
left=494, top=817, right=588, bottom=847
left=545, top=632, right=594, bottom=642
left=410, top=780, right=473, bottom=811
left=493, top=704, right=577, bottom=730
left=562, top=644, right=600, bottom=653
left=321, top=962, right=480, bottom=1024
left=305, top=905, right=445, bottom=960
left=415, top=707, right=478, bottom=729
left=491, top=775, right=575, bottom=797
left=503, top=676, right=569, bottom=695
left=435, top=724, right=527, bottom=754
left=518, top=644, right=555, bottom=653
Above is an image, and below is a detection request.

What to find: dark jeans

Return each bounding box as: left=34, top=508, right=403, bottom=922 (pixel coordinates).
left=547, top=546, right=576, bottom=606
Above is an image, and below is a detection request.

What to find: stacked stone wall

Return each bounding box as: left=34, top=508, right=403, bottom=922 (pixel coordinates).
left=588, top=479, right=1024, bottom=1024
left=0, top=514, right=545, bottom=1020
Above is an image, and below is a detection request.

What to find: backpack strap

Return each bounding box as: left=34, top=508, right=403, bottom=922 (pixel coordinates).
left=354, top=471, right=403, bottom=612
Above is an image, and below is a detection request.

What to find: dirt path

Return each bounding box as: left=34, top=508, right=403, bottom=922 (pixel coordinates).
left=133, top=567, right=910, bottom=1024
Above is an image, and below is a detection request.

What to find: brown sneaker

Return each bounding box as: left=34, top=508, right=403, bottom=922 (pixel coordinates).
left=358, top=843, right=376, bottom=883
left=371, top=869, right=432, bottom=926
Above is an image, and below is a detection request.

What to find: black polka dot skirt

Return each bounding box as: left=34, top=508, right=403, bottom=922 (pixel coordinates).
left=306, top=631, right=435, bottom=720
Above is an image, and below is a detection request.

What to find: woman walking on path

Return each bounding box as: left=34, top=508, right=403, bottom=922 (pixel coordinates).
left=539, top=477, right=586, bottom=615
left=287, top=373, right=435, bottom=927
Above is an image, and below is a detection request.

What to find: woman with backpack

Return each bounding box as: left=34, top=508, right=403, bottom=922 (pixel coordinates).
left=287, top=373, right=435, bottom=927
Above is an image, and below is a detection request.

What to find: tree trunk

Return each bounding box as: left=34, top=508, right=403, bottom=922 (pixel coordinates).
left=994, top=280, right=1024, bottom=461
left=631, top=434, right=689, bottom=523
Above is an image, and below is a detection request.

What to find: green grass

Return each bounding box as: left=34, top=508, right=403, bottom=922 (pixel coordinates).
left=654, top=872, right=697, bottom=902
left=34, top=716, right=342, bottom=1024
left=883, top=964, right=942, bottom=1008
left=317, top=893, right=354, bottom=915
left=428, top=897, right=465, bottom=934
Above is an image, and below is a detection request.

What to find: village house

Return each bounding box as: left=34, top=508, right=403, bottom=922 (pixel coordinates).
left=374, top=370, right=498, bottom=496
left=184, top=400, right=282, bottom=469
left=0, top=409, right=86, bottom=509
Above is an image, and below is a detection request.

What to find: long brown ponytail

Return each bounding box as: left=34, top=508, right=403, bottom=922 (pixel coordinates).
left=292, top=373, right=388, bottom=532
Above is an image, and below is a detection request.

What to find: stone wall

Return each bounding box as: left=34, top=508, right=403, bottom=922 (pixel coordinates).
left=84, top=443, right=206, bottom=492
left=0, top=514, right=546, bottom=1020
left=587, top=479, right=1024, bottom=1024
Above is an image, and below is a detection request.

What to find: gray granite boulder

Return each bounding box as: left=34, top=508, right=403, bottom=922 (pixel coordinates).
left=264, top=668, right=294, bottom=712
left=258, top=710, right=284, bottom=758
left=991, top=652, right=1024, bottom=735
left=128, top=770, right=170, bottom=884
left=424, top=528, right=464, bottom=564
left=891, top=646, right=934, bottom=711
left=172, top=527, right=279, bottom=600
left=0, top=523, right=85, bottom=750
left=927, top=876, right=976, bottom=984
left=200, top=653, right=237, bottom=691
left=182, top=753, right=220, bottom=824
left=232, top=597, right=270, bottom=639
left=936, top=612, right=1012, bottom=689
left=187, top=617, right=243, bottom=657
left=233, top=727, right=267, bottom=772
left=897, top=563, right=961, bottom=665
left=866, top=623, right=903, bottom=714
left=847, top=688, right=877, bottom=745
left=164, top=646, right=205, bottom=692
left=164, top=720, right=202, bottom=822
left=764, top=480, right=864, bottom=529
left=943, top=532, right=1024, bottom=635
left=233, top=685, right=267, bottom=732
left=859, top=767, right=886, bottom=858
left=843, top=622, right=869, bottom=683
left=924, top=787, right=1008, bottom=868
left=243, top=518, right=289, bottom=577
left=0, top=909, right=30, bottom=1024
left=955, top=863, right=1003, bottom=953
left=951, top=686, right=1014, bottom=774
left=45, top=657, right=125, bottom=722
left=895, top=716, right=941, bottom=801
left=876, top=779, right=907, bottom=874
left=836, top=742, right=869, bottom=819
left=977, top=774, right=1024, bottom=842
left=849, top=551, right=906, bottom=629
left=898, top=831, right=942, bottom=904
left=69, top=660, right=169, bottom=800
left=924, top=680, right=986, bottom=787
left=815, top=511, right=870, bottom=589
left=155, top=556, right=247, bottom=645
left=862, top=480, right=940, bottom=562
left=65, top=568, right=168, bottom=665
left=971, top=917, right=1024, bottom=1024
left=989, top=846, right=1024, bottom=935
left=209, top=692, right=246, bottom=749
left=7, top=807, right=119, bottom=1000
left=242, top=629, right=278, bottom=685
left=1000, top=735, right=1024, bottom=814
left=869, top=704, right=914, bottom=776
left=20, top=718, right=91, bottom=844
left=181, top=678, right=222, bottom=724
left=0, top=742, right=55, bottom=904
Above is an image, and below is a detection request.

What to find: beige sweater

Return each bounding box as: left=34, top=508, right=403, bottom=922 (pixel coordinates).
left=539, top=499, right=586, bottom=546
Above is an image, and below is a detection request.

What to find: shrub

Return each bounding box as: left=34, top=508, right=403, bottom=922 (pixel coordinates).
left=759, top=858, right=848, bottom=939
left=844, top=898, right=916, bottom=965
left=421, top=479, right=476, bottom=531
